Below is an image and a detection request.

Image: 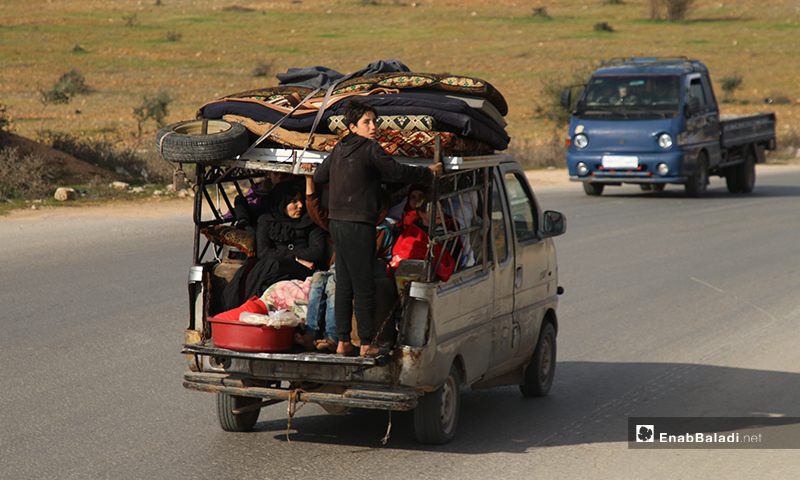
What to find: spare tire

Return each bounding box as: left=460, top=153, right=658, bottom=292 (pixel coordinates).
left=155, top=119, right=249, bottom=164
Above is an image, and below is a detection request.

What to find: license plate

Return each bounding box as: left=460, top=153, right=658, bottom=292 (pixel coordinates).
left=602, top=155, right=639, bottom=169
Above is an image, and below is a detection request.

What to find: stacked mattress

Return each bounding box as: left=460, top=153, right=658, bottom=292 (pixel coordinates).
left=197, top=62, right=510, bottom=159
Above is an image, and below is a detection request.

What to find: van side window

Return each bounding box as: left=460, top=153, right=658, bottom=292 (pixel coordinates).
left=491, top=180, right=508, bottom=263
left=503, top=173, right=538, bottom=242
left=689, top=78, right=707, bottom=107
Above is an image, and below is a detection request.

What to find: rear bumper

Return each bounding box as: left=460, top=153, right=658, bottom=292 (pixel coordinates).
left=182, top=343, right=419, bottom=411
left=183, top=372, right=419, bottom=411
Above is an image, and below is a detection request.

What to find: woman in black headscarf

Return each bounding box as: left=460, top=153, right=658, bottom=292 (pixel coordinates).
left=221, top=181, right=326, bottom=312
left=255, top=181, right=327, bottom=271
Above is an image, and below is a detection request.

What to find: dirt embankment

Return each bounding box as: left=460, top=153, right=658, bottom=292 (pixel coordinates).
left=1, top=131, right=121, bottom=185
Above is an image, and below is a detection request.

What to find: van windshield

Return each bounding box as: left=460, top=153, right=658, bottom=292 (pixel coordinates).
left=576, top=75, right=681, bottom=117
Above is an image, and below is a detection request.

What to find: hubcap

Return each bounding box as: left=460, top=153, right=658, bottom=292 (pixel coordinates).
left=540, top=337, right=553, bottom=382
left=440, top=376, right=457, bottom=434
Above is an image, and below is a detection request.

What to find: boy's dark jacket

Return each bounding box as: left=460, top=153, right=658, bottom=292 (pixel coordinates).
left=314, top=133, right=432, bottom=225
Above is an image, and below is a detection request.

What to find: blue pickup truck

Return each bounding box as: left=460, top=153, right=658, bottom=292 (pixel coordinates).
left=561, top=57, right=776, bottom=197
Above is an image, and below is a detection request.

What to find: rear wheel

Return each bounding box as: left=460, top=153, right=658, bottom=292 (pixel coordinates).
left=414, top=365, right=460, bottom=445
left=583, top=182, right=604, bottom=196
left=736, top=149, right=756, bottom=194
left=725, top=167, right=742, bottom=193
left=216, top=393, right=260, bottom=432
left=520, top=322, right=557, bottom=397
left=685, top=153, right=708, bottom=197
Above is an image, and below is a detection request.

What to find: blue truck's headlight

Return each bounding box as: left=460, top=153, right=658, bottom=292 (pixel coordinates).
left=574, top=133, right=589, bottom=149
left=657, top=133, right=673, bottom=149
left=577, top=162, right=589, bottom=175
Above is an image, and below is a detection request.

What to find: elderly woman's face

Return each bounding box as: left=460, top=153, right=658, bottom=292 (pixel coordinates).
left=408, top=189, right=425, bottom=209
left=285, top=192, right=304, bottom=218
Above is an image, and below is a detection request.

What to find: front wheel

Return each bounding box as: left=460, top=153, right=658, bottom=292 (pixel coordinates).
left=685, top=153, right=709, bottom=197
left=414, top=365, right=461, bottom=445
left=583, top=182, right=604, bottom=196
left=520, top=322, right=557, bottom=397
left=216, top=393, right=260, bottom=432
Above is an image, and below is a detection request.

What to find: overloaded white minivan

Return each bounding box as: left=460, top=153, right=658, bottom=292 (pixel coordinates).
left=174, top=127, right=566, bottom=444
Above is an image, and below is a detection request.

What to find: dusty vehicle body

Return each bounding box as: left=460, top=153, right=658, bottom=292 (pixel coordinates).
left=181, top=147, right=566, bottom=444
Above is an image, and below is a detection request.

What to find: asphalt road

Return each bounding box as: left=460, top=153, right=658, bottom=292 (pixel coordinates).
left=2, top=165, right=799, bottom=479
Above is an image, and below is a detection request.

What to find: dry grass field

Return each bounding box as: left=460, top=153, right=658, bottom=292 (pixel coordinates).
left=1, top=0, right=798, bottom=164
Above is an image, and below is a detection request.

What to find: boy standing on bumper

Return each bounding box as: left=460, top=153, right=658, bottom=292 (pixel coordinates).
left=314, top=100, right=441, bottom=356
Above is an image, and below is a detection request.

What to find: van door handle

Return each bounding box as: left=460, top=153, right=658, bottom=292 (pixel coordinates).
left=515, top=266, right=523, bottom=289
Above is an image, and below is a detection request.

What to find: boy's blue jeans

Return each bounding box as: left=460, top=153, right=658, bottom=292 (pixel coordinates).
left=305, top=269, right=338, bottom=342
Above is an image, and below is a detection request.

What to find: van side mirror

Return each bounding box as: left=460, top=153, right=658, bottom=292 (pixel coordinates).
left=540, top=210, right=566, bottom=238
left=560, top=89, right=572, bottom=110
left=685, top=96, right=701, bottom=117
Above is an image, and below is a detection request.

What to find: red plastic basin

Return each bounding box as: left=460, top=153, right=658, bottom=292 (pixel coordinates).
left=209, top=316, right=295, bottom=353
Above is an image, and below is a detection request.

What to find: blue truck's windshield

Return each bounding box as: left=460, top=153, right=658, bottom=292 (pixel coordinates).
left=576, top=75, right=682, bottom=118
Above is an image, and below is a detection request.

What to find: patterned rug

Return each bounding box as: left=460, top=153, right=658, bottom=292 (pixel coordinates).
left=327, top=114, right=437, bottom=135
left=320, top=130, right=493, bottom=158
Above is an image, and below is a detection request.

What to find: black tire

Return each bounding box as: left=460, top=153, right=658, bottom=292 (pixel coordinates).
left=651, top=183, right=666, bottom=192
left=725, top=167, right=742, bottom=194
left=520, top=322, right=556, bottom=397
left=583, top=182, right=604, bottom=196
left=736, top=149, right=756, bottom=194
left=414, top=365, right=461, bottom=445
left=639, top=184, right=653, bottom=191
left=155, top=119, right=249, bottom=164
left=684, top=153, right=708, bottom=197
left=216, top=393, right=260, bottom=432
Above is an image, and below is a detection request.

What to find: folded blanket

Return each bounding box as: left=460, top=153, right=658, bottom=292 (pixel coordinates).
left=224, top=115, right=338, bottom=151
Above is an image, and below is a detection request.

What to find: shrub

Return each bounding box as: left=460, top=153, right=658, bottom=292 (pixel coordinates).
left=54, top=69, right=93, bottom=96
left=532, top=7, right=552, bottom=19
left=0, top=103, right=10, bottom=132
left=122, top=14, right=138, bottom=27
left=650, top=0, right=695, bottom=21
left=594, top=22, right=615, bottom=32
left=166, top=31, right=182, bottom=42
left=0, top=146, right=55, bottom=200
left=252, top=60, right=273, bottom=77
left=133, top=90, right=171, bottom=137
left=534, top=64, right=596, bottom=128
left=720, top=72, right=743, bottom=102
left=38, top=69, right=93, bottom=131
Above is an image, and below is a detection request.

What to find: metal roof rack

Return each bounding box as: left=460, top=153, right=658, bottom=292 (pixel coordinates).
left=235, top=147, right=509, bottom=173
left=601, top=56, right=690, bottom=66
